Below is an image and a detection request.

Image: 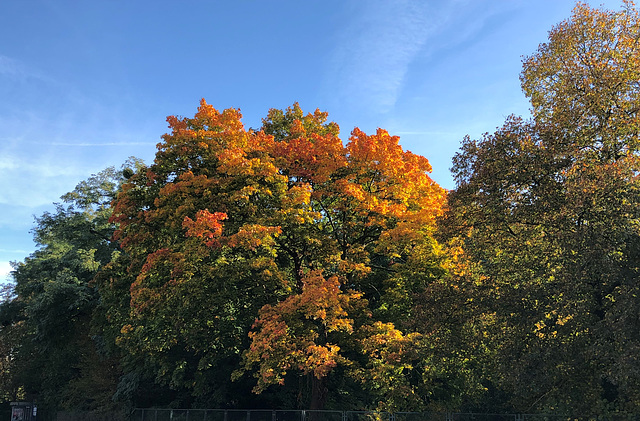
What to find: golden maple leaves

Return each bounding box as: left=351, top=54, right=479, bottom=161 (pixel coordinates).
left=521, top=0, right=640, bottom=155
left=110, top=99, right=446, bottom=400
left=239, top=271, right=362, bottom=391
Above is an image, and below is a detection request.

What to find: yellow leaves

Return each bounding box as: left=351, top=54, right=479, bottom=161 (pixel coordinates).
left=360, top=321, right=419, bottom=361
left=276, top=184, right=317, bottom=225
left=286, top=183, right=312, bottom=204
left=376, top=223, right=427, bottom=256
left=353, top=321, right=425, bottom=410
left=556, top=314, right=573, bottom=326
left=217, top=141, right=281, bottom=180
left=239, top=270, right=366, bottom=390
left=194, top=99, right=245, bottom=135
left=341, top=180, right=367, bottom=202
left=226, top=224, right=282, bottom=251
left=282, top=271, right=360, bottom=332
left=522, top=1, right=640, bottom=142
left=217, top=146, right=247, bottom=174
left=534, top=320, right=547, bottom=338
left=533, top=311, right=575, bottom=339
left=305, top=344, right=341, bottom=378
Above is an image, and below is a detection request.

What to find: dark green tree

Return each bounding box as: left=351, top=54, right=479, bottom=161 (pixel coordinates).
left=444, top=1, right=640, bottom=414
left=0, top=159, right=143, bottom=410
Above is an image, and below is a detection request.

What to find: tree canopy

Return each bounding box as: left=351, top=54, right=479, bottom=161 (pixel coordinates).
left=0, top=161, right=142, bottom=410
left=2, top=1, right=640, bottom=416
left=445, top=0, right=640, bottom=413
left=105, top=101, right=448, bottom=410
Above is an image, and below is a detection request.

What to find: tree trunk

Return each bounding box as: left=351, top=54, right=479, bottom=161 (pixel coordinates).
left=309, top=374, right=327, bottom=410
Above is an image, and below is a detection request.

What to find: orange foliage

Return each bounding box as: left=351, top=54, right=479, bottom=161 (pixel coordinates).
left=240, top=271, right=363, bottom=391
left=182, top=210, right=227, bottom=247
left=109, top=100, right=447, bottom=403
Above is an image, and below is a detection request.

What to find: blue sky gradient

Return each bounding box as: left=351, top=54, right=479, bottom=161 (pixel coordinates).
left=0, top=0, right=623, bottom=280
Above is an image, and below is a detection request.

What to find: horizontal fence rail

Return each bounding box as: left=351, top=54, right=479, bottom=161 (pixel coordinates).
left=132, top=409, right=384, bottom=421
left=132, top=409, right=391, bottom=421
left=130, top=409, right=640, bottom=421
left=3, top=409, right=637, bottom=421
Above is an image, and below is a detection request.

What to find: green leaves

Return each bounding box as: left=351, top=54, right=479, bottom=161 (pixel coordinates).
left=104, top=100, right=449, bottom=410
left=444, top=1, right=640, bottom=413
left=0, top=164, right=131, bottom=410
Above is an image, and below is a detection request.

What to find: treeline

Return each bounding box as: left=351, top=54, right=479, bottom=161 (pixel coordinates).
left=1, top=2, right=639, bottom=416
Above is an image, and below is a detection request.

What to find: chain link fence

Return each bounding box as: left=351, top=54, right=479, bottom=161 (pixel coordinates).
left=1, top=408, right=638, bottom=421
left=128, top=410, right=640, bottom=421
left=131, top=409, right=390, bottom=421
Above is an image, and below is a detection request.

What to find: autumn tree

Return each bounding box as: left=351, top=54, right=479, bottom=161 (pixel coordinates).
left=99, top=106, right=285, bottom=408
left=521, top=0, right=640, bottom=158
left=106, top=101, right=448, bottom=410
left=240, top=105, right=448, bottom=410
left=445, top=1, right=640, bottom=414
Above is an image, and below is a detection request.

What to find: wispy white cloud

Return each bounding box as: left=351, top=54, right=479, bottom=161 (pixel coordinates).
left=45, top=141, right=156, bottom=147
left=326, top=0, right=468, bottom=114
left=0, top=54, right=156, bottom=210
left=0, top=155, right=19, bottom=171
left=0, top=261, right=13, bottom=283
left=0, top=55, right=22, bottom=77
left=0, top=249, right=31, bottom=255
left=0, top=152, right=88, bottom=207
left=0, top=53, right=56, bottom=86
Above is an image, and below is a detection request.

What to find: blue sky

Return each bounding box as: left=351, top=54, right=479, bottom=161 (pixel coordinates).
left=0, top=0, right=624, bottom=281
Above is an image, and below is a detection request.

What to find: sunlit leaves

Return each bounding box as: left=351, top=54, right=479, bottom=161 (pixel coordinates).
left=108, top=100, right=447, bottom=409
left=446, top=1, right=640, bottom=413
left=239, top=271, right=362, bottom=393
left=521, top=0, right=640, bottom=159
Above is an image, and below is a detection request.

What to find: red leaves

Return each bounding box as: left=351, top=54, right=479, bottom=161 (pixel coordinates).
left=182, top=210, right=227, bottom=247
